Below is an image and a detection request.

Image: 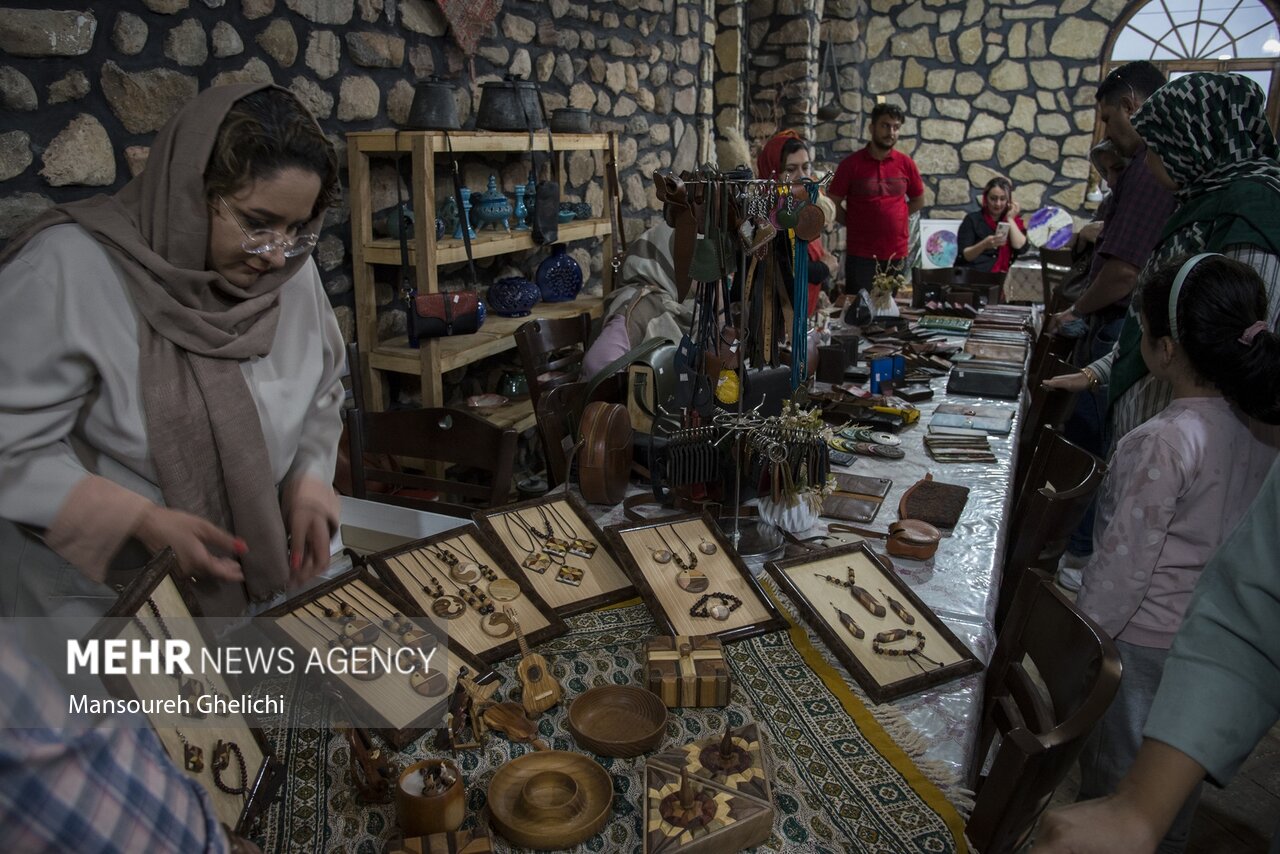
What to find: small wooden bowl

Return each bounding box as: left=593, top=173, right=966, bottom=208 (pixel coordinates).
left=567, top=685, right=668, bottom=757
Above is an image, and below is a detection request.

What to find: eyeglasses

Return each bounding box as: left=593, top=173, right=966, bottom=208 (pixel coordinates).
left=217, top=195, right=318, bottom=258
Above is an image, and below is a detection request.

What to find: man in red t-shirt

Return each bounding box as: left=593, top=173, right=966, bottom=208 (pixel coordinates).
left=828, top=103, right=925, bottom=296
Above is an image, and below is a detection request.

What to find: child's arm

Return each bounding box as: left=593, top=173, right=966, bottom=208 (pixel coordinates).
left=1076, top=433, right=1189, bottom=638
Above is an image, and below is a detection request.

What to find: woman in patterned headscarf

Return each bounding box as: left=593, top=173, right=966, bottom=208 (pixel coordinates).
left=1050, top=72, right=1280, bottom=445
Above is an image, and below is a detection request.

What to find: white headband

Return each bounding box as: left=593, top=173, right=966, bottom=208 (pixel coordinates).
left=1168, top=253, right=1221, bottom=341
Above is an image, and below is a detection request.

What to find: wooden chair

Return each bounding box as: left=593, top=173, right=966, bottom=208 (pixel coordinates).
left=513, top=312, right=594, bottom=410
left=534, top=374, right=626, bottom=488
left=1038, top=247, right=1076, bottom=309
left=345, top=344, right=517, bottom=517
left=967, top=567, right=1122, bottom=854
left=1014, top=356, right=1079, bottom=503
left=1026, top=325, right=1077, bottom=392
left=999, top=426, right=1105, bottom=629
left=911, top=267, right=1007, bottom=308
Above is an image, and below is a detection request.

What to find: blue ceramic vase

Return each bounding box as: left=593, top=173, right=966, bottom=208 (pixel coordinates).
left=488, top=276, right=540, bottom=317
left=535, top=245, right=583, bottom=302
left=473, top=175, right=512, bottom=232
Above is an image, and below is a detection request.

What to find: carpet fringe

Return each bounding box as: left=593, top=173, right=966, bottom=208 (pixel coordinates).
left=763, top=573, right=977, bottom=816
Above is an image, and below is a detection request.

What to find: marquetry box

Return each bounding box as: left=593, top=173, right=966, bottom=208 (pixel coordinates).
left=385, top=829, right=493, bottom=854
left=644, top=635, right=730, bottom=708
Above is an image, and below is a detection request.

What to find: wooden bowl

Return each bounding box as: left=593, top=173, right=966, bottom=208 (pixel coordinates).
left=567, top=685, right=668, bottom=758
left=487, top=750, right=612, bottom=849
left=396, top=758, right=464, bottom=836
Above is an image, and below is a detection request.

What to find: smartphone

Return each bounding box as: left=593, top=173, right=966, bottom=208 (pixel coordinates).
left=995, top=222, right=1010, bottom=240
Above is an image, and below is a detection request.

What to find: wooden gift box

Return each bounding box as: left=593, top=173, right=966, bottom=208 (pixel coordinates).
left=645, top=635, right=730, bottom=708
left=385, top=830, right=492, bottom=854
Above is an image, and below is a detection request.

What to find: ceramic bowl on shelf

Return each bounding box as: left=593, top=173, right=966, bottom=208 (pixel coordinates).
left=488, top=276, right=540, bottom=317
left=466, top=394, right=509, bottom=409
left=556, top=209, right=576, bottom=224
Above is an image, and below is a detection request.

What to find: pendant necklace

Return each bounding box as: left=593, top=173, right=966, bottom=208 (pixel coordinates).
left=505, top=513, right=552, bottom=575
left=546, top=501, right=598, bottom=559
left=871, top=628, right=943, bottom=672
left=175, top=728, right=203, bottom=772
left=340, top=586, right=432, bottom=648
left=817, top=566, right=887, bottom=618
left=342, top=587, right=448, bottom=697
left=653, top=524, right=708, bottom=592
left=294, top=605, right=382, bottom=682
left=527, top=505, right=569, bottom=558
left=132, top=598, right=222, bottom=718
left=211, top=739, right=249, bottom=797
left=399, top=551, right=466, bottom=620
left=423, top=550, right=513, bottom=639
left=441, top=535, right=498, bottom=586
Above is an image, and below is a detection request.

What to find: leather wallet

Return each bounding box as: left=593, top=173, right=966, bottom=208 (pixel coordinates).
left=946, top=367, right=1022, bottom=400
left=821, top=473, right=892, bottom=524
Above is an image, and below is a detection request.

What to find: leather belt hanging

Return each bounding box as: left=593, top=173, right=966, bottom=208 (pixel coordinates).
left=606, top=143, right=627, bottom=274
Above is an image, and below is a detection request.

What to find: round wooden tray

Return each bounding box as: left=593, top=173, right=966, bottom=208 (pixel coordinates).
left=487, top=750, right=613, bottom=850
left=567, top=685, right=667, bottom=758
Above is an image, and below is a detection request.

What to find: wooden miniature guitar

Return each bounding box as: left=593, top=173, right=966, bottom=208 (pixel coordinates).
left=506, top=607, right=562, bottom=716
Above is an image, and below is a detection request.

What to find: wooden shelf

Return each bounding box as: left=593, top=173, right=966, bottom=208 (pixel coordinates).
left=361, top=218, right=612, bottom=266
left=369, top=294, right=604, bottom=375
left=347, top=129, right=618, bottom=413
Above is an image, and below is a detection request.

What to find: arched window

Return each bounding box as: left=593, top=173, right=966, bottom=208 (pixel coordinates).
left=1106, top=0, right=1280, bottom=128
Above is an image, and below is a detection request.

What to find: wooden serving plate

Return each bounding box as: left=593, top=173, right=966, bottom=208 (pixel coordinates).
left=487, top=751, right=613, bottom=850
left=568, top=685, right=668, bottom=757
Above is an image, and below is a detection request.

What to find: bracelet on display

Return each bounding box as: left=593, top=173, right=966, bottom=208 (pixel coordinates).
left=689, top=592, right=742, bottom=621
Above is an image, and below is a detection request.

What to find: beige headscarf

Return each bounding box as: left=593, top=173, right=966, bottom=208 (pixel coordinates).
left=1, top=83, right=331, bottom=611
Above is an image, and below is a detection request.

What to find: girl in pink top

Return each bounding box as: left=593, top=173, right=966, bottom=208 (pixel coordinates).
left=1075, top=253, right=1280, bottom=853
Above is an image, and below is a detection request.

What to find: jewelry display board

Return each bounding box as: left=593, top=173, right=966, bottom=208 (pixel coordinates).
left=94, top=551, right=284, bottom=835
left=262, top=567, right=495, bottom=749
left=474, top=493, right=636, bottom=616
left=604, top=514, right=787, bottom=643
left=366, top=523, right=568, bottom=664
left=766, top=542, right=982, bottom=704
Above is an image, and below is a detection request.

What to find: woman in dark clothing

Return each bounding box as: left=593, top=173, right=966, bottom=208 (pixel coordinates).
left=956, top=176, right=1027, bottom=273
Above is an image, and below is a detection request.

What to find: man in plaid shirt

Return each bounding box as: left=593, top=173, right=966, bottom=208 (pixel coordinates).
left=0, top=627, right=258, bottom=853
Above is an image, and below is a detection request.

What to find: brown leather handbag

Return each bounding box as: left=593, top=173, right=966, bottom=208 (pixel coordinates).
left=886, top=519, right=942, bottom=560
left=577, top=401, right=632, bottom=505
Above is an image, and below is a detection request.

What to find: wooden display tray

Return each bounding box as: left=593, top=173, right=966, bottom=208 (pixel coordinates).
left=367, top=523, right=569, bottom=664
left=94, top=551, right=284, bottom=835
left=604, top=514, right=787, bottom=644
left=261, top=567, right=496, bottom=749
left=474, top=493, right=636, bottom=616
left=766, top=542, right=982, bottom=704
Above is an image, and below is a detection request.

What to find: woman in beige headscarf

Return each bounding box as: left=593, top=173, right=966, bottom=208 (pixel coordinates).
left=0, top=83, right=345, bottom=618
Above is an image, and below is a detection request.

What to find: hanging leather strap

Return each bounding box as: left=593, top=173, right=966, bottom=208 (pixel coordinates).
left=393, top=131, right=414, bottom=301
left=442, top=130, right=479, bottom=288
left=606, top=139, right=626, bottom=273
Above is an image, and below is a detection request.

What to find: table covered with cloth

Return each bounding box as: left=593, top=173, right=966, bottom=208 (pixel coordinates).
left=252, top=367, right=1024, bottom=853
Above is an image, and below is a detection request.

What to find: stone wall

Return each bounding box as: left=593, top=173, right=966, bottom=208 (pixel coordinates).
left=735, top=0, right=1126, bottom=220
left=0, top=0, right=715, bottom=345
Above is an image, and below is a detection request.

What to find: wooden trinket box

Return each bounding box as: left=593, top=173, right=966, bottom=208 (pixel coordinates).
left=385, top=829, right=492, bottom=854
left=644, top=635, right=730, bottom=708
left=643, top=722, right=775, bottom=853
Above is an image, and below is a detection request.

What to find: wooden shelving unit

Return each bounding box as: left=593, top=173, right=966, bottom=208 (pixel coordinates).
left=346, top=130, right=618, bottom=430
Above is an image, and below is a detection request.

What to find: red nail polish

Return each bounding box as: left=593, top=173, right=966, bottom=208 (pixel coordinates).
left=290, top=551, right=301, bottom=571
left=233, top=538, right=249, bottom=556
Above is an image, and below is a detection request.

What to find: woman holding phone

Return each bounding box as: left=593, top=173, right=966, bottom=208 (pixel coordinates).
left=956, top=175, right=1027, bottom=273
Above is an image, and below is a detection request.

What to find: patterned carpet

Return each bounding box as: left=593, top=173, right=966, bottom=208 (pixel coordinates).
left=253, top=601, right=967, bottom=853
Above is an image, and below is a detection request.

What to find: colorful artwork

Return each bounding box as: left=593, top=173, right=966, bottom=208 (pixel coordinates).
left=1026, top=206, right=1075, bottom=249
left=919, top=219, right=960, bottom=269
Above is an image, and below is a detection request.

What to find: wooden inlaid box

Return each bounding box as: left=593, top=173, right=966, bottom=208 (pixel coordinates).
left=94, top=550, right=284, bottom=835
left=644, top=635, right=730, bottom=708
left=474, top=493, right=636, bottom=617
left=766, top=541, right=981, bottom=704
left=385, top=830, right=493, bottom=854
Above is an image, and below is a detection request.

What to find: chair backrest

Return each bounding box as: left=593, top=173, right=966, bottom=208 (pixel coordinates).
left=533, top=373, right=627, bottom=488
left=999, top=426, right=1105, bottom=629
left=1038, top=247, right=1075, bottom=307
left=1026, top=326, right=1076, bottom=392
left=346, top=404, right=518, bottom=517
left=513, top=312, right=594, bottom=409
left=967, top=568, right=1121, bottom=854
left=1013, top=356, right=1079, bottom=502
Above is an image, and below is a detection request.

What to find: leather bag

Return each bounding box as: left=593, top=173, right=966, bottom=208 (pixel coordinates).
left=412, top=291, right=482, bottom=338
left=886, top=519, right=942, bottom=560
left=578, top=401, right=632, bottom=505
